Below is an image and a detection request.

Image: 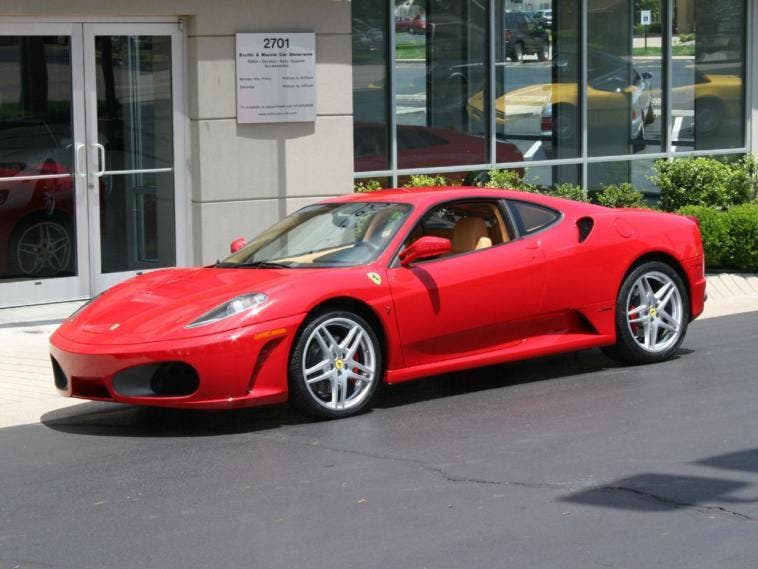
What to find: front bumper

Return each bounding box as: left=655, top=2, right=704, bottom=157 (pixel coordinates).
left=49, top=313, right=305, bottom=409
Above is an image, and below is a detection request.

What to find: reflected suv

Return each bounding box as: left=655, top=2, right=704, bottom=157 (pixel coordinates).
left=504, top=11, right=550, bottom=62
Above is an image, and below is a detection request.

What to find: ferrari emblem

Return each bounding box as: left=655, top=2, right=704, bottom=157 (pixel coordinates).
left=649, top=307, right=657, bottom=318
left=335, top=359, right=345, bottom=370
left=367, top=272, right=382, bottom=286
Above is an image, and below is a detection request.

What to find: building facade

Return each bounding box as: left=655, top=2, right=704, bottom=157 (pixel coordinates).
left=0, top=0, right=754, bottom=307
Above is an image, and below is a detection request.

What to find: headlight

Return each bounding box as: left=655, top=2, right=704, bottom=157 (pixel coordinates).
left=186, top=293, right=268, bottom=328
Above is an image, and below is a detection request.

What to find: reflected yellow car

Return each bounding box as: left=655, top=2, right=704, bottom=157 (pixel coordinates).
left=671, top=71, right=743, bottom=135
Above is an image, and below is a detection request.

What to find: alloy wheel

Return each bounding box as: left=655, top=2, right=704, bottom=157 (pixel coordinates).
left=625, top=271, right=684, bottom=353
left=301, top=317, right=377, bottom=411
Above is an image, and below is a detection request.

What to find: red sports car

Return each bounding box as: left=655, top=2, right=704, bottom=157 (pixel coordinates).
left=50, top=188, right=706, bottom=419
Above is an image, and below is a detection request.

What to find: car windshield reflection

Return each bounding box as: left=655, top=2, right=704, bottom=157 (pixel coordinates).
left=219, top=202, right=411, bottom=269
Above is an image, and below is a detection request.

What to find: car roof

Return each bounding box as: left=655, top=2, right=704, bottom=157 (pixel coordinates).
left=323, top=186, right=605, bottom=213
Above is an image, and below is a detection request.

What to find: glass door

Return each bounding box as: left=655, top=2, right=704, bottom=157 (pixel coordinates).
left=0, top=23, right=89, bottom=307
left=82, top=23, right=185, bottom=294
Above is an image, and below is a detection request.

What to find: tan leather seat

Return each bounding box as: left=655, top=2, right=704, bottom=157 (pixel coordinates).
left=451, top=217, right=492, bottom=254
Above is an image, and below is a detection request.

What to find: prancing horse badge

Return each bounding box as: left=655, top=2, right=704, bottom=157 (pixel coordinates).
left=367, top=272, right=382, bottom=286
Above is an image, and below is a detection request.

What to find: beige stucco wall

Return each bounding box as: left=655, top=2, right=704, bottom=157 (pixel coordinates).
left=0, top=0, right=354, bottom=264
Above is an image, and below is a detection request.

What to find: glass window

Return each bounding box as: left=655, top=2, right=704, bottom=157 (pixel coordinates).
left=587, top=0, right=663, bottom=157
left=223, top=202, right=411, bottom=268
left=507, top=200, right=560, bottom=234
left=405, top=200, right=512, bottom=257
left=494, top=0, right=581, bottom=161
left=395, top=0, right=488, bottom=169
left=671, top=0, right=746, bottom=151
left=353, top=1, right=389, bottom=172
left=0, top=36, right=77, bottom=282
left=587, top=159, right=659, bottom=196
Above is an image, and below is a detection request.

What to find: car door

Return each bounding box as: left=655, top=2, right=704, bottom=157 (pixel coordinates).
left=387, top=199, right=547, bottom=369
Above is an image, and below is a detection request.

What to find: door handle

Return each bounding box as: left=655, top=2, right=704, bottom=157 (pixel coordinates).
left=74, top=143, right=87, bottom=178
left=94, top=143, right=106, bottom=177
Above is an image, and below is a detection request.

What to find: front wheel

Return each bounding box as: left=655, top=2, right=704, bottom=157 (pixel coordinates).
left=602, top=261, right=689, bottom=365
left=538, top=40, right=549, bottom=61
left=288, top=311, right=382, bottom=419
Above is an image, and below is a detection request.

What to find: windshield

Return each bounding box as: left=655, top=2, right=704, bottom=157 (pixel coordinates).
left=220, top=201, right=412, bottom=268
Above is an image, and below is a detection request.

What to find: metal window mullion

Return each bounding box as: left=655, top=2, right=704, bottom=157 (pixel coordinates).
left=744, top=0, right=753, bottom=155
left=388, top=0, right=398, bottom=187
left=488, top=0, right=497, bottom=168
left=664, top=0, right=673, bottom=156
left=581, top=0, right=588, bottom=191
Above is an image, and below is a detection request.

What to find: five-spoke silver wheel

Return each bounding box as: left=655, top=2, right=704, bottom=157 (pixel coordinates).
left=289, top=311, right=381, bottom=419
left=12, top=218, right=73, bottom=277
left=603, top=261, right=689, bottom=365
left=626, top=271, right=684, bottom=353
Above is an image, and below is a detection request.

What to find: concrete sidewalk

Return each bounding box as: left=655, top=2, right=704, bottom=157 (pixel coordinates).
left=1, top=273, right=757, bottom=430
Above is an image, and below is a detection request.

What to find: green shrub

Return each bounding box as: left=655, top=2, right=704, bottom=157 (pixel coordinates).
left=479, top=168, right=537, bottom=192
left=725, top=203, right=758, bottom=271
left=678, top=32, right=695, bottom=42
left=593, top=183, right=647, bottom=208
left=652, top=156, right=758, bottom=212
left=677, top=205, right=730, bottom=268
left=551, top=183, right=588, bottom=202
left=354, top=179, right=383, bottom=193
left=403, top=174, right=449, bottom=188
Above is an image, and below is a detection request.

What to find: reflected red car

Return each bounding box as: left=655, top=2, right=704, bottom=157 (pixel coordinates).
left=355, top=123, right=525, bottom=178
left=51, top=188, right=706, bottom=420
left=0, top=159, right=75, bottom=278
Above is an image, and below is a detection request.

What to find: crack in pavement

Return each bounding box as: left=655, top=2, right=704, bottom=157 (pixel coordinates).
left=601, top=485, right=758, bottom=522
left=260, top=433, right=758, bottom=522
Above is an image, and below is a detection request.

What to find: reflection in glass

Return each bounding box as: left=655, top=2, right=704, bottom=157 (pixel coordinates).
left=99, top=172, right=175, bottom=273
left=671, top=0, right=745, bottom=151
left=588, top=160, right=658, bottom=196
left=353, top=1, right=390, bottom=172
left=0, top=36, right=77, bottom=281
left=486, top=0, right=580, bottom=165
left=587, top=0, right=662, bottom=157
left=95, top=36, right=174, bottom=172
left=396, top=0, right=489, bottom=169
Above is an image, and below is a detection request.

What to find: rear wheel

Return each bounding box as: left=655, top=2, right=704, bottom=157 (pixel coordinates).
left=288, top=311, right=382, bottom=419
left=510, top=42, right=524, bottom=62
left=538, top=40, right=549, bottom=61
left=602, top=261, right=689, bottom=365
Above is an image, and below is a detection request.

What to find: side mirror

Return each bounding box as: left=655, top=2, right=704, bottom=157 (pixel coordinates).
left=399, top=236, right=451, bottom=267
left=641, top=72, right=653, bottom=80
left=230, top=237, right=247, bottom=253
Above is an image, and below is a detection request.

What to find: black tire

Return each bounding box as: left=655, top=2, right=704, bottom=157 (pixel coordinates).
left=602, top=261, right=689, bottom=365
left=644, top=101, right=655, bottom=125
left=510, top=42, right=524, bottom=62
left=288, top=310, right=382, bottom=420
left=8, top=212, right=74, bottom=278
left=538, top=40, right=549, bottom=62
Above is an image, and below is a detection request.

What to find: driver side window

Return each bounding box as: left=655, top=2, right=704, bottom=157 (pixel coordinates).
left=404, top=201, right=513, bottom=259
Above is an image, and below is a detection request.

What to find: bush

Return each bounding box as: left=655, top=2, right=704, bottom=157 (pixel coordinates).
left=678, top=32, right=695, bottom=42
left=402, top=174, right=449, bottom=188
left=678, top=205, right=731, bottom=268
left=725, top=203, right=758, bottom=271
left=593, top=183, right=647, bottom=208
left=551, top=183, right=588, bottom=202
left=354, top=179, right=383, bottom=193
left=652, top=156, right=758, bottom=212
left=479, top=168, right=537, bottom=192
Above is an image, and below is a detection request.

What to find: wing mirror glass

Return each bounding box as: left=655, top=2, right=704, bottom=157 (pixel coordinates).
left=399, top=236, right=451, bottom=267
left=641, top=71, right=653, bottom=79
left=230, top=237, right=247, bottom=253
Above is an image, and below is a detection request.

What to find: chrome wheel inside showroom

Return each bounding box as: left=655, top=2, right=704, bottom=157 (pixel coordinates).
left=602, top=261, right=689, bottom=365
left=289, top=311, right=382, bottom=419
left=11, top=216, right=73, bottom=278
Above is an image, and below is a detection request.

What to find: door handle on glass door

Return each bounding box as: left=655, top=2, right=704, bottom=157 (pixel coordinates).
left=75, top=143, right=87, bottom=177
left=94, top=143, right=106, bottom=177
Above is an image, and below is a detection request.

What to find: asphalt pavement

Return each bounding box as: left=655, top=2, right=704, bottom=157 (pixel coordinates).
left=1, top=311, right=757, bottom=569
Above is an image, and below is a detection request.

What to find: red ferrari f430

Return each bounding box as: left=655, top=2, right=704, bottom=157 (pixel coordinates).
left=51, top=188, right=706, bottom=419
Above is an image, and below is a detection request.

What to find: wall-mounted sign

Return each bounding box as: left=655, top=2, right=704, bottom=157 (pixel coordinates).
left=640, top=10, right=652, bottom=25
left=236, top=32, right=316, bottom=123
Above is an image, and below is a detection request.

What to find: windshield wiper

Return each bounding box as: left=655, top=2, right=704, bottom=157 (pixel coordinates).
left=238, top=260, right=291, bottom=269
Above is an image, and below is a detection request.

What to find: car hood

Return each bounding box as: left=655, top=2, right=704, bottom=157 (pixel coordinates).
left=56, top=267, right=321, bottom=345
